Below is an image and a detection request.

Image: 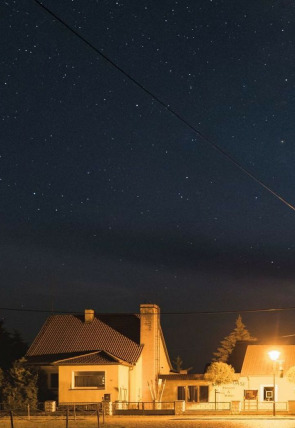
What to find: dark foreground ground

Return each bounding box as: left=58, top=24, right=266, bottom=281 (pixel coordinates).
left=2, top=416, right=295, bottom=428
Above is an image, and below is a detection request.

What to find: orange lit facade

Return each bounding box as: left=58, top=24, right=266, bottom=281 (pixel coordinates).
left=161, top=345, right=295, bottom=412
left=26, top=304, right=171, bottom=404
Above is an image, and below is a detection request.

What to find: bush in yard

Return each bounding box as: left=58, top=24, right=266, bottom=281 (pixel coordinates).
left=204, top=361, right=235, bottom=385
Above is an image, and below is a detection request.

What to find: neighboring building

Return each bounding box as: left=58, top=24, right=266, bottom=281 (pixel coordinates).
left=160, top=373, right=210, bottom=406
left=239, top=344, right=295, bottom=407
left=26, top=304, right=171, bottom=405
left=161, top=344, right=295, bottom=412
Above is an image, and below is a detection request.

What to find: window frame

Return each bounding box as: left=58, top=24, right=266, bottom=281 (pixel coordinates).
left=187, top=385, right=198, bottom=402
left=177, top=385, right=209, bottom=403
left=199, top=385, right=209, bottom=403
left=263, top=386, right=274, bottom=401
left=177, top=386, right=186, bottom=400
left=244, top=389, right=258, bottom=400
left=72, top=371, right=105, bottom=389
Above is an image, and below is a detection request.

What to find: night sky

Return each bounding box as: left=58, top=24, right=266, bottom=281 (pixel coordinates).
left=1, top=0, right=295, bottom=371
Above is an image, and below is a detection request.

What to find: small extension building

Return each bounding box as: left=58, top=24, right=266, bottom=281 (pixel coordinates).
left=161, top=344, right=295, bottom=413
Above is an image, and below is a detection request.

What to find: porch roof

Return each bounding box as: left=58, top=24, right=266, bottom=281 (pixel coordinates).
left=55, top=351, right=119, bottom=365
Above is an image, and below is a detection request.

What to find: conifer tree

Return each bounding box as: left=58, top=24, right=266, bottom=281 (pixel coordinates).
left=0, top=321, right=27, bottom=370
left=213, top=315, right=256, bottom=363
left=2, top=358, right=38, bottom=410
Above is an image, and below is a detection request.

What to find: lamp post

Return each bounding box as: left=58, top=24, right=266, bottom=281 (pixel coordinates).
left=268, top=350, right=280, bottom=417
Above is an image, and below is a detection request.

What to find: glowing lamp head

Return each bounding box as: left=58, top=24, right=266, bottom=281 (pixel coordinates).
left=268, top=350, right=280, bottom=361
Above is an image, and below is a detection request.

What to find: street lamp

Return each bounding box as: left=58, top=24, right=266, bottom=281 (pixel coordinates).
left=268, top=350, right=280, bottom=416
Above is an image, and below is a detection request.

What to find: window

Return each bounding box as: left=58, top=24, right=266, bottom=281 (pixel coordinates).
left=264, top=387, right=274, bottom=401
left=177, top=386, right=186, bottom=400
left=244, top=390, right=258, bottom=400
left=74, top=371, right=105, bottom=388
left=188, top=386, right=198, bottom=402
left=50, top=373, right=58, bottom=389
left=199, top=386, right=209, bottom=402
left=177, top=385, right=209, bottom=402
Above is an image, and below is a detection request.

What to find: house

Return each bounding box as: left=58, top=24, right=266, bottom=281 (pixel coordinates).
left=26, top=304, right=172, bottom=405
left=160, top=344, right=295, bottom=413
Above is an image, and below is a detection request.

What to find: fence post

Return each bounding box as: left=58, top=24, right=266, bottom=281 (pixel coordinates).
left=73, top=404, right=76, bottom=421
left=102, top=401, right=105, bottom=424
left=27, top=403, right=30, bottom=420
left=96, top=403, right=100, bottom=428
left=10, top=410, right=14, bottom=428
left=66, top=406, right=69, bottom=428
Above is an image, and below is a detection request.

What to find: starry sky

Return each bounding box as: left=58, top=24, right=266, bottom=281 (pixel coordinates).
left=1, top=0, right=295, bottom=371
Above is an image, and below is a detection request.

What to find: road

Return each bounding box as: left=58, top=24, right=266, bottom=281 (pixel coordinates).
left=2, top=415, right=295, bottom=428
left=105, top=416, right=295, bottom=428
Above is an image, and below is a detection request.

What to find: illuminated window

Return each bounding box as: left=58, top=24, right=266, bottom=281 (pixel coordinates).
left=74, top=371, right=105, bottom=388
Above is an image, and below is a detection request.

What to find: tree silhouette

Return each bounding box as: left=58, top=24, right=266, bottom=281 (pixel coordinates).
left=0, top=321, right=27, bottom=370
left=213, top=315, right=256, bottom=363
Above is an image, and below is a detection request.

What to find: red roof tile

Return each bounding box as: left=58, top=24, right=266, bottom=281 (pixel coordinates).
left=26, top=314, right=143, bottom=364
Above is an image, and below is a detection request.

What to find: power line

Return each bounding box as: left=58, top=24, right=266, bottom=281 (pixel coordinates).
left=1, top=305, right=295, bottom=316
left=32, top=0, right=295, bottom=213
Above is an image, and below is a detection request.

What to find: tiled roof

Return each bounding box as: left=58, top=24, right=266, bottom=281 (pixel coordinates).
left=56, top=351, right=118, bottom=365
left=26, top=314, right=143, bottom=364
left=96, top=314, right=140, bottom=344
left=26, top=352, right=86, bottom=365
left=241, top=345, right=295, bottom=376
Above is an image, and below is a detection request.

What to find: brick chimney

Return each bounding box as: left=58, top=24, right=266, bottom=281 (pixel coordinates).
left=84, top=309, right=95, bottom=323
left=140, top=304, right=161, bottom=401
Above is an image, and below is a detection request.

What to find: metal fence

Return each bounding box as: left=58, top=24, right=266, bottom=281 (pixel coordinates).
left=242, top=401, right=288, bottom=411
left=185, top=401, right=231, bottom=411
left=0, top=403, right=104, bottom=428
left=113, top=401, right=174, bottom=411
left=0, top=399, right=290, bottom=422
left=112, top=401, right=175, bottom=415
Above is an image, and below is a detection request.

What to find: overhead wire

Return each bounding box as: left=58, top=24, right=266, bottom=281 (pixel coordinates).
left=1, top=305, right=295, bottom=316
left=31, top=0, right=295, bottom=213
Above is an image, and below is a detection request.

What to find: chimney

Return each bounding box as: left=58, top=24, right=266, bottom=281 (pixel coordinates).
left=84, top=309, right=95, bottom=323
left=140, top=304, right=160, bottom=401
